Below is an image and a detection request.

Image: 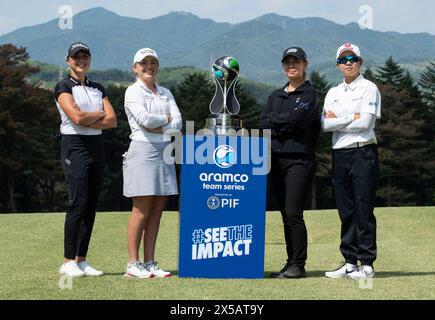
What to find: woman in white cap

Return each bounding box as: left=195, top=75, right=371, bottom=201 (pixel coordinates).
left=55, top=41, right=117, bottom=277
left=322, top=43, right=381, bottom=280
left=122, top=48, right=182, bottom=278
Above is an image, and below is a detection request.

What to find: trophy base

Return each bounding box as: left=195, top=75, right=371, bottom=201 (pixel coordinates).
left=205, top=114, right=247, bottom=136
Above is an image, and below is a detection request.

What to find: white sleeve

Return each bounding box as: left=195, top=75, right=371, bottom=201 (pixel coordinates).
left=360, top=84, right=381, bottom=118
left=162, top=91, right=183, bottom=131
left=322, top=114, right=354, bottom=132
left=339, top=112, right=375, bottom=132
left=124, top=87, right=168, bottom=129
left=321, top=89, right=353, bottom=131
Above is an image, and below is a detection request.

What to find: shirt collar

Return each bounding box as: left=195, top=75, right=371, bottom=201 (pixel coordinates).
left=280, top=80, right=311, bottom=95
left=69, top=74, right=89, bottom=85
left=136, top=79, right=162, bottom=95
left=342, top=74, right=364, bottom=91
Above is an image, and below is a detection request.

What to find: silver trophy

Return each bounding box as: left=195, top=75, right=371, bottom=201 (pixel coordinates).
left=205, top=56, right=243, bottom=135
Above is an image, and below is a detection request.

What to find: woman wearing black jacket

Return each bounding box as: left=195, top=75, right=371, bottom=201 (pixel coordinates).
left=259, top=47, right=320, bottom=278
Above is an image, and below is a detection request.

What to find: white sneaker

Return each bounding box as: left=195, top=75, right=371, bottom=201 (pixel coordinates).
left=348, top=265, right=375, bottom=280
left=325, top=263, right=358, bottom=278
left=124, top=261, right=153, bottom=279
left=59, top=261, right=85, bottom=277
left=145, top=261, right=171, bottom=278
left=77, top=261, right=104, bottom=276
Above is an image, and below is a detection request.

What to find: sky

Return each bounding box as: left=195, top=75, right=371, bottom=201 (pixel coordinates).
left=0, top=0, right=434, bottom=36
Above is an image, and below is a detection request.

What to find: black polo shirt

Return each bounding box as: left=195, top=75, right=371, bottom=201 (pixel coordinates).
left=259, top=80, right=320, bottom=155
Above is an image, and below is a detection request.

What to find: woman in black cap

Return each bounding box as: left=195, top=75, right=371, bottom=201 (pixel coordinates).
left=259, top=47, right=320, bottom=278
left=55, top=42, right=117, bottom=277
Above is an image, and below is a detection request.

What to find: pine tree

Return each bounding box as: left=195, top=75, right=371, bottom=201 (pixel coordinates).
left=173, top=72, right=262, bottom=133
left=235, top=81, right=262, bottom=130
left=309, top=71, right=331, bottom=106
left=0, top=44, right=60, bottom=212
left=375, top=84, right=427, bottom=206
left=97, top=84, right=132, bottom=212
left=309, top=71, right=334, bottom=208
left=419, top=61, right=435, bottom=111
left=374, top=56, right=406, bottom=87
left=371, top=57, right=432, bottom=205
left=417, top=61, right=435, bottom=204
left=363, top=68, right=376, bottom=82
left=173, top=72, right=215, bottom=133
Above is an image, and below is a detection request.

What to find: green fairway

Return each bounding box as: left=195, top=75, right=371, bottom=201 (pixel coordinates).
left=0, top=207, right=434, bottom=300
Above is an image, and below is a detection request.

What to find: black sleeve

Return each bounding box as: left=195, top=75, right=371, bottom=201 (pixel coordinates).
left=54, top=80, right=72, bottom=101
left=258, top=93, right=274, bottom=129
left=268, top=89, right=318, bottom=134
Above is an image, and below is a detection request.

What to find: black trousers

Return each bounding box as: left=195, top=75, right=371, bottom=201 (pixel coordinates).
left=271, top=153, right=315, bottom=268
left=61, top=135, right=105, bottom=260
left=332, top=144, right=379, bottom=266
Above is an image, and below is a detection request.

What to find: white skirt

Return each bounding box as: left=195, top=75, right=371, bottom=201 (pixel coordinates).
left=122, top=140, right=178, bottom=197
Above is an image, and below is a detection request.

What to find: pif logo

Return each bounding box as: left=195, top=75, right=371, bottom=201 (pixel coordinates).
left=213, top=145, right=236, bottom=168
left=207, top=196, right=220, bottom=209
left=206, top=196, right=240, bottom=210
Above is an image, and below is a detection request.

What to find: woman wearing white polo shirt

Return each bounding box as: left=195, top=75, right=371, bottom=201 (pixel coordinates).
left=55, top=42, right=117, bottom=277
left=122, top=48, right=182, bottom=278
left=322, top=43, right=381, bottom=280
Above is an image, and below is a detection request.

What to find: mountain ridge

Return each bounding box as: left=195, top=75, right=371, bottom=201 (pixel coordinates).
left=1, top=7, right=434, bottom=84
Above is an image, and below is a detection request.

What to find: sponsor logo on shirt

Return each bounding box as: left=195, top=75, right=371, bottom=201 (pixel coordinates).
left=294, top=99, right=312, bottom=110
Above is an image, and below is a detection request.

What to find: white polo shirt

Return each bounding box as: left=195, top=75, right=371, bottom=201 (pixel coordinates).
left=54, top=76, right=106, bottom=135
left=322, top=74, right=381, bottom=149
left=124, top=80, right=182, bottom=143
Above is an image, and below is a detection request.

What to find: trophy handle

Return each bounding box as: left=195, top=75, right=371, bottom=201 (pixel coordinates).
left=209, top=77, right=224, bottom=114
left=226, top=78, right=240, bottom=115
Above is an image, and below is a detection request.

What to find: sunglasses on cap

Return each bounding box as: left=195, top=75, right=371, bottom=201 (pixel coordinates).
left=336, top=55, right=361, bottom=64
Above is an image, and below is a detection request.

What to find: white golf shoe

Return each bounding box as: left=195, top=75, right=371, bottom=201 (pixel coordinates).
left=77, top=261, right=104, bottom=276
left=59, top=261, right=85, bottom=277
left=124, top=261, right=153, bottom=279
left=348, top=265, right=375, bottom=280
left=145, top=261, right=171, bottom=278
left=325, top=263, right=358, bottom=278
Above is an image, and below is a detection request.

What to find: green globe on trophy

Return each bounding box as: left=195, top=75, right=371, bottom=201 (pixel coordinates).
left=206, top=55, right=243, bottom=135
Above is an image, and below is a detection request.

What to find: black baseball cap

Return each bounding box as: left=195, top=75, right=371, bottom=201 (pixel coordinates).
left=67, top=42, right=91, bottom=57
left=281, top=47, right=307, bottom=62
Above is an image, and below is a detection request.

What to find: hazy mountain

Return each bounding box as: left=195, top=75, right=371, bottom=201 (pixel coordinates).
left=1, top=7, right=434, bottom=85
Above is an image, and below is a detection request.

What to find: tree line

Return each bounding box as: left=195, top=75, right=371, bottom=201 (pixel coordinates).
left=1, top=44, right=434, bottom=213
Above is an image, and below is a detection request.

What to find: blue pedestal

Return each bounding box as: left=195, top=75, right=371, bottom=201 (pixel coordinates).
left=178, top=135, right=268, bottom=278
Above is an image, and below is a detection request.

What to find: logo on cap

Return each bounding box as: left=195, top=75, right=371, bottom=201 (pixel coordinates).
left=71, top=43, right=88, bottom=50
left=140, top=49, right=155, bottom=55
left=287, top=48, right=298, bottom=53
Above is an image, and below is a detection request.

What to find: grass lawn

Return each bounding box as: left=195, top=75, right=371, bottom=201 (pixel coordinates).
left=0, top=207, right=434, bottom=300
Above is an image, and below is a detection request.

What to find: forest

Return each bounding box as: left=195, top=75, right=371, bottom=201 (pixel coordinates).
left=1, top=44, right=434, bottom=213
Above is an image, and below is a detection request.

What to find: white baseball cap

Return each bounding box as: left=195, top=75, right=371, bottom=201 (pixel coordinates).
left=336, top=43, right=361, bottom=59
left=133, top=48, right=159, bottom=64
